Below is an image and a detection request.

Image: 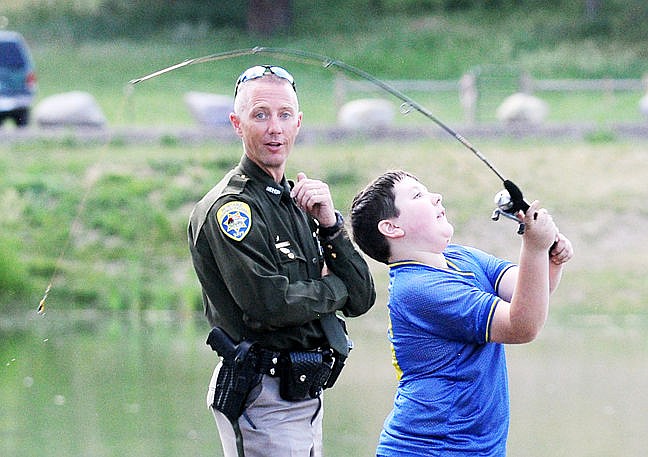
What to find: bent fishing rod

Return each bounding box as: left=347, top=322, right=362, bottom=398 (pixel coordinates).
left=130, top=46, right=530, bottom=234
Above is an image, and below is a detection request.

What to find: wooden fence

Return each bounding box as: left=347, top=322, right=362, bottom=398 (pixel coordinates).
left=334, top=71, right=648, bottom=124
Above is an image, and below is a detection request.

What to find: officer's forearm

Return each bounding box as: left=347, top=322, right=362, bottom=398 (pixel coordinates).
left=321, top=231, right=376, bottom=317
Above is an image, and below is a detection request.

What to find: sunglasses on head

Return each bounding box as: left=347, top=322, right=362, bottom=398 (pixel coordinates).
left=234, top=65, right=296, bottom=96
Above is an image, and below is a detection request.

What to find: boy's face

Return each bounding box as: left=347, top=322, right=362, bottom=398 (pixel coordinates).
left=392, top=176, right=454, bottom=252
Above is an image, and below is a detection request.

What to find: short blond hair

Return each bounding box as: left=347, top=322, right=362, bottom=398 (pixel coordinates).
left=233, top=75, right=299, bottom=114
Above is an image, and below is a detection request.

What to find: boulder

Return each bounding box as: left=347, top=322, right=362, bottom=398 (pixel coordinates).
left=496, top=92, right=549, bottom=125
left=639, top=93, right=648, bottom=118
left=184, top=91, right=233, bottom=127
left=337, top=98, right=395, bottom=130
left=34, top=91, right=106, bottom=127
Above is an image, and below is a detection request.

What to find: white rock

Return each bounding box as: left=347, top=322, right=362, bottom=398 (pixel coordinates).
left=184, top=92, right=233, bottom=127
left=639, top=93, right=648, bottom=118
left=34, top=91, right=106, bottom=127
left=496, top=92, right=549, bottom=125
left=337, top=98, right=395, bottom=130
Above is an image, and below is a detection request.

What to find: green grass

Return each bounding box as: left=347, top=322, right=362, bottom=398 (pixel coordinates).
left=2, top=135, right=648, bottom=317
left=24, top=37, right=646, bottom=128
left=3, top=2, right=648, bottom=315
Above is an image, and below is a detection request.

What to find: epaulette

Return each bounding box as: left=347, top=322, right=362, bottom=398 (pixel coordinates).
left=222, top=173, right=249, bottom=195
left=189, top=171, right=250, bottom=245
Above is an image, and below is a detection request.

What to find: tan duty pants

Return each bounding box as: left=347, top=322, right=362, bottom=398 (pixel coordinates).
left=207, top=362, right=324, bottom=457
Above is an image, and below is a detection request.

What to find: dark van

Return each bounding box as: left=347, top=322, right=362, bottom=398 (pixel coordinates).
left=0, top=31, right=37, bottom=127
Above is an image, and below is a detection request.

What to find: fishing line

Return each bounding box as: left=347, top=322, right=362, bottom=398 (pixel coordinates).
left=39, top=45, right=541, bottom=311
left=36, top=88, right=134, bottom=315
left=36, top=194, right=89, bottom=314
left=130, top=46, right=531, bottom=226
left=130, top=46, right=508, bottom=181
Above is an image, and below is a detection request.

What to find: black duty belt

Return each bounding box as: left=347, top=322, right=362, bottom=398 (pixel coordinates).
left=255, top=347, right=334, bottom=377
left=256, top=348, right=282, bottom=377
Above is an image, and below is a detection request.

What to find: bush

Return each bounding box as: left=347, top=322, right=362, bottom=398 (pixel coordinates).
left=10, top=0, right=648, bottom=44
left=0, top=235, right=31, bottom=308
left=10, top=0, right=245, bottom=41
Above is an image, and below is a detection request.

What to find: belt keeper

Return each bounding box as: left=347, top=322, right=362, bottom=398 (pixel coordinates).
left=257, top=349, right=281, bottom=376
left=269, top=355, right=279, bottom=376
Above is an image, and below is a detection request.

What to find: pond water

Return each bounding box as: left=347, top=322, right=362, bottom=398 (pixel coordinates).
left=2, top=308, right=647, bottom=457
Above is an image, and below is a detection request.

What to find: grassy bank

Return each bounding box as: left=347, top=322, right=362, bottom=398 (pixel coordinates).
left=25, top=40, right=647, bottom=128
left=2, top=135, right=647, bottom=318
left=2, top=2, right=648, bottom=316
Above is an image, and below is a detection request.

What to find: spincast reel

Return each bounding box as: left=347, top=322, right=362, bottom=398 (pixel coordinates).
left=491, top=180, right=530, bottom=235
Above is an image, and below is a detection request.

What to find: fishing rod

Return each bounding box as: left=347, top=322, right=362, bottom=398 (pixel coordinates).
left=130, top=46, right=531, bottom=234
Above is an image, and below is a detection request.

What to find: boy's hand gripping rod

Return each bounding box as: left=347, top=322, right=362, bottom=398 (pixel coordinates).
left=130, top=46, right=531, bottom=234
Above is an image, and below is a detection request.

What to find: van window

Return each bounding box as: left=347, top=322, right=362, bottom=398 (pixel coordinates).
left=0, top=43, right=27, bottom=69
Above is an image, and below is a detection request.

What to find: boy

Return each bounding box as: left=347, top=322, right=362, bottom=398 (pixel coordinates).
left=350, top=170, right=573, bottom=456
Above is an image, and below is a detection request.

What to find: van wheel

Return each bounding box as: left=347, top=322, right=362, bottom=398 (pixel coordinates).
left=13, top=108, right=30, bottom=127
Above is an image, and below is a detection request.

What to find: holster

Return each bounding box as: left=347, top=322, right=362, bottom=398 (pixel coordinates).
left=324, top=350, right=347, bottom=389
left=206, top=327, right=262, bottom=423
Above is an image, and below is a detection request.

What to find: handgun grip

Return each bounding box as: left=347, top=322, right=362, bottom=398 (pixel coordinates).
left=206, top=327, right=237, bottom=360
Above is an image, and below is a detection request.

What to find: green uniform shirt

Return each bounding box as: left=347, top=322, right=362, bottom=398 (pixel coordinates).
left=188, top=155, right=375, bottom=352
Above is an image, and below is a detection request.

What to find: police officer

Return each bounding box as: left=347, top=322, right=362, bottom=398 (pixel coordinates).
left=188, top=65, right=376, bottom=457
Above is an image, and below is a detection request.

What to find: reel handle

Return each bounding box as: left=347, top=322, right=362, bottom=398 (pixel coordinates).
left=491, top=180, right=530, bottom=234
left=492, top=180, right=558, bottom=254
left=503, top=180, right=529, bottom=213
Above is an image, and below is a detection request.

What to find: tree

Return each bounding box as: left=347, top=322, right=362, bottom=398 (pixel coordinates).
left=247, top=0, right=293, bottom=36
left=584, top=0, right=601, bottom=20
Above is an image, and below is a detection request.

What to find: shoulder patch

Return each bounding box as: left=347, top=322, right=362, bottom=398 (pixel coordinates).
left=217, top=201, right=252, bottom=241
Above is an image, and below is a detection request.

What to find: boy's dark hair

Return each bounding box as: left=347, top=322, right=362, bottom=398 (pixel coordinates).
left=350, top=170, right=416, bottom=264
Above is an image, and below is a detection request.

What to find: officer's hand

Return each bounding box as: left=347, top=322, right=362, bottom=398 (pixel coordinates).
left=291, top=172, right=337, bottom=226
left=321, top=264, right=330, bottom=277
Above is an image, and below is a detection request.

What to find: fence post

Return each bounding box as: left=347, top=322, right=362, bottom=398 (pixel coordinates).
left=459, top=72, right=477, bottom=125
left=519, top=71, right=533, bottom=94
left=603, top=78, right=615, bottom=102
left=334, top=75, right=347, bottom=113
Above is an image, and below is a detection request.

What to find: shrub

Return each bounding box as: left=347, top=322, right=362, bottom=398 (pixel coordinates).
left=0, top=235, right=30, bottom=308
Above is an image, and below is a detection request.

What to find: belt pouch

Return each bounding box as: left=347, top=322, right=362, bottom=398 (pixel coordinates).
left=279, top=351, right=332, bottom=401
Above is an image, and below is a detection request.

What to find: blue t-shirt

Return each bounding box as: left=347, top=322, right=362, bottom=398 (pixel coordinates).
left=377, top=244, right=515, bottom=457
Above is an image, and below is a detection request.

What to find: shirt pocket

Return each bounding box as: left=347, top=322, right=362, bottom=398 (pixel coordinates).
left=276, top=240, right=307, bottom=282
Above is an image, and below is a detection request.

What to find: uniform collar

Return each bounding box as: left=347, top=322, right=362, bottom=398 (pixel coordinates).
left=239, top=155, right=290, bottom=204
